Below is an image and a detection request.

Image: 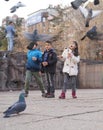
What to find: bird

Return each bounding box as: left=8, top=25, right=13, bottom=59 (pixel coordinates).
left=23, top=29, right=57, bottom=42
left=3, top=91, right=26, bottom=118
left=81, top=26, right=98, bottom=40
left=79, top=6, right=103, bottom=27
left=10, top=1, right=26, bottom=13
left=94, top=0, right=100, bottom=5
left=71, top=0, right=88, bottom=10
left=71, top=0, right=100, bottom=10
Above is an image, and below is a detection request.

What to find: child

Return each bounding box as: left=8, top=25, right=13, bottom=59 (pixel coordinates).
left=24, top=41, right=46, bottom=97
left=59, top=41, right=80, bottom=99
left=41, top=41, right=57, bottom=98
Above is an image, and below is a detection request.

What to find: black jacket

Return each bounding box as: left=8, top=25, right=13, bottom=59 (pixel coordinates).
left=42, top=49, right=57, bottom=73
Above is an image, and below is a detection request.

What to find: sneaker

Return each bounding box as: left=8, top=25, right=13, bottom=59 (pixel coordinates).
left=24, top=91, right=28, bottom=97
left=44, top=93, right=50, bottom=97
left=72, top=95, right=77, bottom=99
left=46, top=93, right=55, bottom=98
left=42, top=93, right=46, bottom=97
left=59, top=92, right=65, bottom=99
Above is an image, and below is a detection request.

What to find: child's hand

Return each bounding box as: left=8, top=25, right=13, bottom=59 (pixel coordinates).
left=42, top=62, right=48, bottom=66
left=68, top=53, right=72, bottom=58
left=32, top=57, right=37, bottom=61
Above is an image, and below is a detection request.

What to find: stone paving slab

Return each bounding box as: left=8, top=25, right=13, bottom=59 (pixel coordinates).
left=0, top=89, right=103, bottom=130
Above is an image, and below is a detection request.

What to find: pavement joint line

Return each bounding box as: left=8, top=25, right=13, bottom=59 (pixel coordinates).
left=20, top=109, right=103, bottom=124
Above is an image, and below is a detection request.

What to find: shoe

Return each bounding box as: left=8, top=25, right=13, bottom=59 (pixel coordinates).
left=44, top=93, right=50, bottom=97
left=24, top=93, right=28, bottom=97
left=46, top=93, right=55, bottom=98
left=24, top=91, right=28, bottom=97
left=72, top=91, right=77, bottom=99
left=59, top=92, right=65, bottom=99
left=42, top=93, right=46, bottom=97
left=72, top=95, right=77, bottom=98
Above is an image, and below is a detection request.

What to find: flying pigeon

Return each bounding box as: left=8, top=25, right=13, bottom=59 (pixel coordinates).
left=79, top=6, right=103, bottom=27
left=81, top=26, right=103, bottom=41
left=3, top=91, right=26, bottom=118
left=71, top=0, right=100, bottom=10
left=23, top=29, right=57, bottom=42
left=10, top=1, right=26, bottom=13
left=94, top=0, right=100, bottom=5
left=81, top=26, right=97, bottom=40
left=71, top=0, right=88, bottom=10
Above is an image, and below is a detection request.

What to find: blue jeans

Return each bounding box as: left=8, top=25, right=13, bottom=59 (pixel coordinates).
left=7, top=37, right=14, bottom=51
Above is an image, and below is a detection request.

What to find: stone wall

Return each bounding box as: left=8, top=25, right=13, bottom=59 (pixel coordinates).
left=0, top=51, right=103, bottom=91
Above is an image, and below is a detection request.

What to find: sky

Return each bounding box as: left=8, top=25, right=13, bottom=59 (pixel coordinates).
left=0, top=0, right=93, bottom=25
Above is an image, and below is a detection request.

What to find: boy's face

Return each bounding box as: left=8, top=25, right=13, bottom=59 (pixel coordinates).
left=32, top=44, right=37, bottom=49
left=45, top=43, right=52, bottom=51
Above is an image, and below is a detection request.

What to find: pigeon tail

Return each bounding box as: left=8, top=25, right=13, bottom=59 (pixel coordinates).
left=81, top=35, right=87, bottom=40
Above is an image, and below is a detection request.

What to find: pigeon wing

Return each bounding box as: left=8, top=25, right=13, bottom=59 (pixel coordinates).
left=16, top=2, right=26, bottom=8
left=10, top=6, right=17, bottom=10
left=4, top=102, right=26, bottom=117
left=79, top=6, right=88, bottom=18
left=37, top=34, right=56, bottom=42
left=10, top=8, right=16, bottom=13
left=3, top=101, right=18, bottom=114
left=23, top=32, right=36, bottom=41
left=92, top=10, right=103, bottom=18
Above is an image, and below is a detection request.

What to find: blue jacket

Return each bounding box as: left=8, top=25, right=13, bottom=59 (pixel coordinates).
left=26, top=49, right=42, bottom=71
left=5, top=25, right=15, bottom=38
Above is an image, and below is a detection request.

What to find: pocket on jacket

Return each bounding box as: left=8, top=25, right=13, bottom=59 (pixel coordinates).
left=69, top=66, right=78, bottom=76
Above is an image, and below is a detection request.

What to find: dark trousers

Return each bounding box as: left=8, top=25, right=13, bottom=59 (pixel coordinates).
left=24, top=70, right=45, bottom=94
left=45, top=72, right=55, bottom=94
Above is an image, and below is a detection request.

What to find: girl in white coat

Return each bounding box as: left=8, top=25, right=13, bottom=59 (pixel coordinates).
left=59, top=41, right=80, bottom=99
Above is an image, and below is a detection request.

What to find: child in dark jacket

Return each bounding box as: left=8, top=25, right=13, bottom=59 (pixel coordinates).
left=24, top=42, right=46, bottom=97
left=42, top=41, right=57, bottom=98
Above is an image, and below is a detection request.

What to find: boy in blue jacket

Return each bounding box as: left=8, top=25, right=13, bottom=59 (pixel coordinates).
left=24, top=42, right=46, bottom=97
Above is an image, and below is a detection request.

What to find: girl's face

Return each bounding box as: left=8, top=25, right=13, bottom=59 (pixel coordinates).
left=69, top=43, right=76, bottom=51
left=45, top=43, right=52, bottom=51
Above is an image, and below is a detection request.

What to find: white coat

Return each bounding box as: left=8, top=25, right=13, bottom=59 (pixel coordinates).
left=62, top=48, right=80, bottom=76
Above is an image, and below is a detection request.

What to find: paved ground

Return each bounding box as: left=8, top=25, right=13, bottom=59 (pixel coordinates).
left=0, top=89, right=103, bottom=130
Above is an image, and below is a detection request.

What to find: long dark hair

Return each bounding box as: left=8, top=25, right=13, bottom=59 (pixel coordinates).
left=73, top=41, right=79, bottom=56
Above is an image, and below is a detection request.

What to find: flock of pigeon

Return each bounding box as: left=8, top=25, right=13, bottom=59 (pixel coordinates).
left=4, top=0, right=102, bottom=41
left=71, top=0, right=103, bottom=41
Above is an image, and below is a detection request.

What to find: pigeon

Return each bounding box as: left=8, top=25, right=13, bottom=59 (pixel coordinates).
left=71, top=0, right=100, bottom=10
left=23, top=29, right=57, bottom=42
left=81, top=26, right=98, bottom=40
left=10, top=1, right=26, bottom=13
left=79, top=6, right=103, bottom=27
left=94, top=0, right=99, bottom=5
left=3, top=91, right=26, bottom=118
left=81, top=26, right=103, bottom=41
left=71, top=0, right=88, bottom=10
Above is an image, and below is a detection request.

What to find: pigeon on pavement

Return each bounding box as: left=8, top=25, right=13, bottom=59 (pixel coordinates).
left=3, top=91, right=26, bottom=118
